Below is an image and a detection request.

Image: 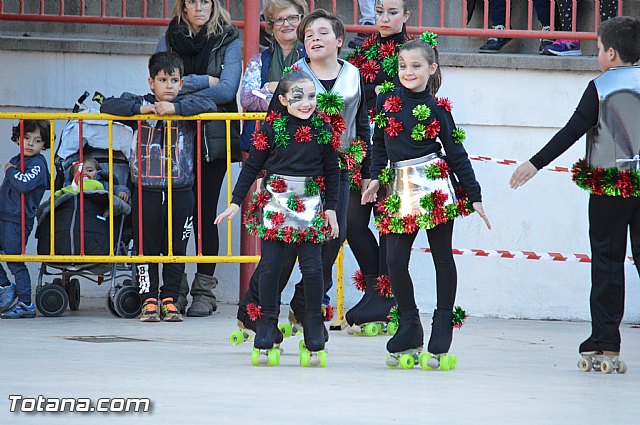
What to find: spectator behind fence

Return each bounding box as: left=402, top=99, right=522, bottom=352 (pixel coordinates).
left=100, top=52, right=217, bottom=323
left=473, top=0, right=553, bottom=53
left=510, top=16, right=640, bottom=369
left=239, top=0, right=308, bottom=151
left=53, top=157, right=130, bottom=201
left=156, top=0, right=242, bottom=318
left=543, top=0, right=619, bottom=56
left=348, top=0, right=376, bottom=49
left=0, top=120, right=51, bottom=319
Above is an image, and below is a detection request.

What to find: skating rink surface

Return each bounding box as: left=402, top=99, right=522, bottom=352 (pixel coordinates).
left=1, top=300, right=639, bottom=425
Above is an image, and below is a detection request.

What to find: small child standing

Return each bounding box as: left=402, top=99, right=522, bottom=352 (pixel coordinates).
left=0, top=120, right=51, bottom=318
left=511, top=16, right=640, bottom=373
left=362, top=33, right=491, bottom=369
left=216, top=69, right=339, bottom=367
left=101, top=52, right=216, bottom=323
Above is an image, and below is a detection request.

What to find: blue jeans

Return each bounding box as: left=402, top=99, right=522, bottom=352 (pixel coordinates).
left=0, top=220, right=32, bottom=304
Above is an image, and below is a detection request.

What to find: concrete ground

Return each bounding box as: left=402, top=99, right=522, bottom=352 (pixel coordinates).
left=1, top=299, right=639, bottom=425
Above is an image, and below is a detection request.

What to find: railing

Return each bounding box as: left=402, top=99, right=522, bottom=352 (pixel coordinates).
left=0, top=111, right=262, bottom=265
left=0, top=0, right=625, bottom=40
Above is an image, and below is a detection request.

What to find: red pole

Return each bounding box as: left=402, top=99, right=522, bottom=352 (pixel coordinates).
left=239, top=0, right=262, bottom=300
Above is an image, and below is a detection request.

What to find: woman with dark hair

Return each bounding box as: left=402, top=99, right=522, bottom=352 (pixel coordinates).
left=157, top=0, right=242, bottom=317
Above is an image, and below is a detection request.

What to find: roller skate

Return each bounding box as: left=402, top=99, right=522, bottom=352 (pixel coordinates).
left=577, top=338, right=627, bottom=374
left=423, top=309, right=458, bottom=371
left=299, top=312, right=328, bottom=367
left=0, top=283, right=17, bottom=312
left=386, top=308, right=427, bottom=369
left=251, top=308, right=282, bottom=367
left=347, top=275, right=396, bottom=337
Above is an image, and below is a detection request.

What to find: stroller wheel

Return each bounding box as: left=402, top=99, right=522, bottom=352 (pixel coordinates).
left=114, top=286, right=142, bottom=319
left=67, top=279, right=81, bottom=311
left=36, top=284, right=69, bottom=317
left=106, top=288, right=120, bottom=317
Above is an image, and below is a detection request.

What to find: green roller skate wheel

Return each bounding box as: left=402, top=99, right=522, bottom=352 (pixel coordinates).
left=439, top=355, right=451, bottom=371
left=386, top=354, right=399, bottom=368
left=230, top=330, right=244, bottom=345
left=450, top=354, right=458, bottom=370
left=300, top=349, right=311, bottom=367
left=387, top=322, right=398, bottom=336
left=279, top=323, right=293, bottom=338
left=299, top=340, right=306, bottom=350
left=268, top=348, right=281, bottom=366
left=251, top=348, right=260, bottom=366
left=364, top=322, right=379, bottom=337
left=377, top=323, right=384, bottom=334
left=399, top=354, right=415, bottom=370
left=317, top=350, right=327, bottom=368
left=419, top=352, right=432, bottom=370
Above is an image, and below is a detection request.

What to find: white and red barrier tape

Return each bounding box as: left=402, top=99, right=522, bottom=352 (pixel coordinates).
left=468, top=155, right=571, bottom=173
left=414, top=248, right=636, bottom=265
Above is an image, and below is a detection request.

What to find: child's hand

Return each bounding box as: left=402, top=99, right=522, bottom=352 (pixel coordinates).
left=361, top=178, right=371, bottom=196
left=361, top=179, right=380, bottom=204
left=510, top=161, right=538, bottom=189
left=117, top=191, right=129, bottom=202
left=140, top=104, right=157, bottom=115
left=214, top=203, right=240, bottom=224
left=154, top=101, right=176, bottom=116
left=325, top=209, right=339, bottom=239
left=472, top=202, right=491, bottom=230
left=4, top=163, right=16, bottom=172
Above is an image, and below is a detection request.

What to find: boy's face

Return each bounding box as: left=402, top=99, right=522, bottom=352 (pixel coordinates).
left=148, top=69, right=184, bottom=102
left=303, top=18, right=343, bottom=62
left=16, top=130, right=46, bottom=157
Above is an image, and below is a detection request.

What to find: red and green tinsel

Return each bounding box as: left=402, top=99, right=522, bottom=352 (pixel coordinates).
left=352, top=269, right=366, bottom=292
left=317, top=92, right=345, bottom=116
left=378, top=167, right=394, bottom=187
left=452, top=306, right=467, bottom=329
left=419, top=31, right=438, bottom=48
left=267, top=176, right=287, bottom=193
left=286, top=193, right=306, bottom=212
left=423, top=160, right=450, bottom=180
left=387, top=305, right=400, bottom=326
left=246, top=303, right=263, bottom=321
left=375, top=274, right=394, bottom=298
left=571, top=159, right=640, bottom=198
left=272, top=115, right=290, bottom=148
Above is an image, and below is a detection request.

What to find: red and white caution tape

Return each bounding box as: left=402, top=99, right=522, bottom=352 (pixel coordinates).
left=414, top=247, right=635, bottom=265
left=468, top=155, right=571, bottom=173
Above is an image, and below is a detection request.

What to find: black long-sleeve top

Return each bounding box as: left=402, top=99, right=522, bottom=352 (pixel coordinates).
left=371, top=86, right=482, bottom=202
left=529, top=81, right=598, bottom=169
left=361, top=31, right=407, bottom=111
left=231, top=115, right=340, bottom=210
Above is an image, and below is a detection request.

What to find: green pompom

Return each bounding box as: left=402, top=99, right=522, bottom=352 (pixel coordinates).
left=317, top=92, right=346, bottom=115
left=419, top=193, right=435, bottom=211
left=305, top=179, right=320, bottom=196
left=311, top=214, right=326, bottom=229
left=378, top=167, right=394, bottom=186
left=411, top=124, right=426, bottom=141
left=419, top=31, right=438, bottom=47
left=310, top=115, right=324, bottom=129
left=272, top=116, right=288, bottom=133
left=373, top=112, right=388, bottom=128
left=381, top=54, right=398, bottom=77
left=444, top=203, right=459, bottom=220
left=364, top=44, right=379, bottom=60
left=416, top=214, right=435, bottom=230
left=316, top=129, right=332, bottom=145
left=424, top=164, right=442, bottom=180
left=452, top=306, right=467, bottom=327
left=379, top=81, right=395, bottom=94
left=384, top=194, right=401, bottom=214
left=452, top=127, right=466, bottom=144
left=264, top=210, right=274, bottom=221
left=256, top=224, right=268, bottom=238
left=388, top=306, right=400, bottom=325
left=412, top=104, right=431, bottom=121
left=274, top=130, right=290, bottom=148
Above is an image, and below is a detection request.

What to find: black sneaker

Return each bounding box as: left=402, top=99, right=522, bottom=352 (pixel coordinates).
left=479, top=25, right=513, bottom=53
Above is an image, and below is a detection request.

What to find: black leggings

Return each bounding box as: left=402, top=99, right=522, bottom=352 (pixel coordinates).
left=193, top=158, right=227, bottom=276
left=347, top=187, right=388, bottom=276
left=385, top=221, right=456, bottom=313
left=555, top=0, right=618, bottom=31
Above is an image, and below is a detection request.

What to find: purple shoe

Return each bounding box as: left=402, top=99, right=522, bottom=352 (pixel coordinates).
left=544, top=40, right=582, bottom=56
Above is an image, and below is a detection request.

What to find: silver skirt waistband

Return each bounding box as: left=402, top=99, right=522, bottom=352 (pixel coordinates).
left=391, top=154, right=457, bottom=217
left=261, top=174, right=323, bottom=230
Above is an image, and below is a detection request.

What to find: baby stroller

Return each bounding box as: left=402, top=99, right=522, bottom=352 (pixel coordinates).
left=34, top=91, right=141, bottom=318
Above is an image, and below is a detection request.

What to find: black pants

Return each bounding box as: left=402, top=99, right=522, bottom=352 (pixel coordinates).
left=193, top=158, right=227, bottom=276
left=386, top=221, right=456, bottom=313
left=555, top=0, right=618, bottom=31
left=259, top=240, right=323, bottom=315
left=347, top=187, right=388, bottom=276
left=588, top=195, right=640, bottom=351
left=491, top=0, right=551, bottom=27
left=133, top=189, right=194, bottom=301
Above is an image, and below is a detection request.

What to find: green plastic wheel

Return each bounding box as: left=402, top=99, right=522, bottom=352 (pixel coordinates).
left=364, top=322, right=379, bottom=337
left=399, top=354, right=415, bottom=370
left=387, top=322, right=398, bottom=336
left=251, top=348, right=260, bottom=366
left=439, top=355, right=451, bottom=371
left=317, top=350, right=327, bottom=368
left=450, top=354, right=458, bottom=369
left=230, top=330, right=244, bottom=345
left=419, top=352, right=432, bottom=370
left=268, top=348, right=281, bottom=366
left=299, top=340, right=306, bottom=350
left=300, top=349, right=311, bottom=367
left=279, top=323, right=293, bottom=338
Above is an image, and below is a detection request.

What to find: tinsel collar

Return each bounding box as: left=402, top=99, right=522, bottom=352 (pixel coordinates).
left=251, top=112, right=333, bottom=150
left=572, top=159, right=640, bottom=197
left=346, top=31, right=408, bottom=82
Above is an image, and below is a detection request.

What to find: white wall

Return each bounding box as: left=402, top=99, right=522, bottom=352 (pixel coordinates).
left=1, top=49, right=639, bottom=321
